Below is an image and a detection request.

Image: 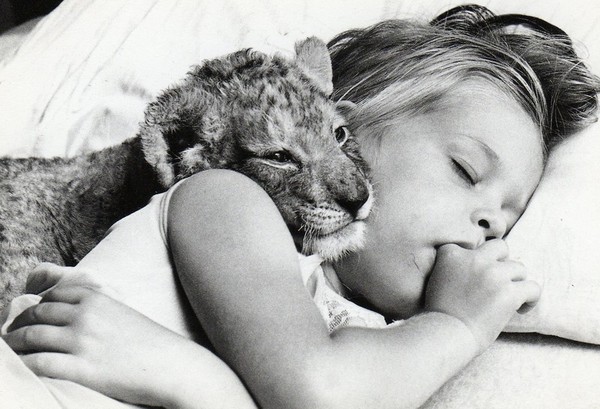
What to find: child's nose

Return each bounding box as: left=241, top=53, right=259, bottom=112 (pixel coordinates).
left=443, top=209, right=508, bottom=250
left=477, top=214, right=507, bottom=241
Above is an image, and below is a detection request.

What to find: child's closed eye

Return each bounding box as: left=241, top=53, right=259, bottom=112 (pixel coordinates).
left=451, top=158, right=478, bottom=185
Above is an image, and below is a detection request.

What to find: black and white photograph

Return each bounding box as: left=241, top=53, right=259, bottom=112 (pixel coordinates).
left=1, top=1, right=599, bottom=408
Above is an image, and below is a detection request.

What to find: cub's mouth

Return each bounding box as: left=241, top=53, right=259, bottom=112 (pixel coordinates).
left=289, top=190, right=374, bottom=260
left=278, top=177, right=374, bottom=260
left=293, top=220, right=368, bottom=261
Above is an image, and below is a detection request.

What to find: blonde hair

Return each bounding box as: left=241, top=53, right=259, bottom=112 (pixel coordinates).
left=328, top=5, right=600, bottom=156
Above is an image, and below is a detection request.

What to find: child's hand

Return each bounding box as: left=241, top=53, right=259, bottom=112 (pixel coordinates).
left=424, top=239, right=541, bottom=352
left=25, top=262, right=74, bottom=294
left=2, top=267, right=190, bottom=407
left=19, top=262, right=121, bottom=302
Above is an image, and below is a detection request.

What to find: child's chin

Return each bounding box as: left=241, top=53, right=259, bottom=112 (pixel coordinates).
left=304, top=221, right=366, bottom=261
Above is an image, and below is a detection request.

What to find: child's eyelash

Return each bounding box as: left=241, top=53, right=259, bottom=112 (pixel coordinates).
left=452, top=159, right=476, bottom=185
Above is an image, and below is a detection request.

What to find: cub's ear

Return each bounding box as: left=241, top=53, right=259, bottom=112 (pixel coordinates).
left=140, top=86, right=215, bottom=188
left=294, top=37, right=333, bottom=96
left=139, top=101, right=177, bottom=188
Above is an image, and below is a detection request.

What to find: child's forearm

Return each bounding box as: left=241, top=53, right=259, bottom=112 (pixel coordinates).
left=157, top=338, right=258, bottom=409
left=322, top=312, right=479, bottom=409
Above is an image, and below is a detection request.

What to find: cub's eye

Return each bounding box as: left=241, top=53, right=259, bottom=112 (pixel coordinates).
left=334, top=126, right=349, bottom=146
left=265, top=151, right=294, bottom=163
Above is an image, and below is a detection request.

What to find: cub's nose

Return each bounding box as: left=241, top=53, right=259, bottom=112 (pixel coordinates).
left=337, top=187, right=370, bottom=218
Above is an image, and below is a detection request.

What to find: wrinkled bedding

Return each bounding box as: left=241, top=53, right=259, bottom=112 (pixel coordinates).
left=1, top=0, right=600, bottom=408
left=0, top=336, right=137, bottom=409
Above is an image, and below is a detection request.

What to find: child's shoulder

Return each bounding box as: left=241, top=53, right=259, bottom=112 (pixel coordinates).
left=168, top=169, right=275, bottom=217
left=167, top=169, right=287, bottom=245
left=173, top=169, right=266, bottom=195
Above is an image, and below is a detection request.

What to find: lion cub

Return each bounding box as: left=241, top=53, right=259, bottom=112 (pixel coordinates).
left=0, top=38, right=372, bottom=308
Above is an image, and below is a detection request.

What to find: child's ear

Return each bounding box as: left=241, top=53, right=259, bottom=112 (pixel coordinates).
left=294, top=37, right=333, bottom=96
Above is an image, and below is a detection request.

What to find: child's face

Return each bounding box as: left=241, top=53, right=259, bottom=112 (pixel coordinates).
left=336, top=80, right=544, bottom=319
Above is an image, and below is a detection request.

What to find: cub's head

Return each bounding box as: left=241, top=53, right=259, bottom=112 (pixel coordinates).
left=141, top=37, right=373, bottom=260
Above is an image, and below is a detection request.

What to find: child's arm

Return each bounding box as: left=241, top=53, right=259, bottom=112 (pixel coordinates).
left=168, top=170, right=540, bottom=409
left=3, top=265, right=258, bottom=409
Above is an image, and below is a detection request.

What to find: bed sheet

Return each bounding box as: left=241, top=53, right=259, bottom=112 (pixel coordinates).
left=0, top=337, right=139, bottom=409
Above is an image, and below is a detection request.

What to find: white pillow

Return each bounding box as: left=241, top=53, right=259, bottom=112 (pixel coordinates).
left=506, top=122, right=600, bottom=344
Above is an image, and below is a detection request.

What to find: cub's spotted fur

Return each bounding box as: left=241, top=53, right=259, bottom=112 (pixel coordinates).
left=0, top=38, right=372, bottom=308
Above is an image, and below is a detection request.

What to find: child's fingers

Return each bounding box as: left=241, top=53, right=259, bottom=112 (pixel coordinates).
left=517, top=301, right=538, bottom=314
left=20, top=352, right=86, bottom=381
left=477, top=239, right=509, bottom=260
left=41, top=284, right=96, bottom=304
left=26, top=263, right=73, bottom=294
left=513, top=279, right=542, bottom=314
left=7, top=302, right=75, bottom=332
left=504, top=260, right=527, bottom=281
left=2, top=325, right=73, bottom=353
